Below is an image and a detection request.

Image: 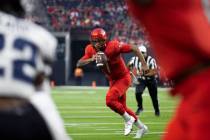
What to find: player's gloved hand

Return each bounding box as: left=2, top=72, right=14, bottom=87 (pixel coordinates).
left=91, top=55, right=96, bottom=62
left=144, top=70, right=152, bottom=76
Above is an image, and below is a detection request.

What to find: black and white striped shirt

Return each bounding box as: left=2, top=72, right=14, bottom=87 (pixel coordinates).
left=128, top=56, right=157, bottom=80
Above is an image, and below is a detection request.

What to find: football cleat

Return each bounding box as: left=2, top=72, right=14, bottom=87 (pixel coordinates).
left=135, top=108, right=143, bottom=115
left=155, top=111, right=160, bottom=117
left=124, top=116, right=135, bottom=136
left=134, top=125, right=148, bottom=139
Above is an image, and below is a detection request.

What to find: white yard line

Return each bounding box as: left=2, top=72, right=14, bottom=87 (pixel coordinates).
left=53, top=91, right=168, bottom=95
left=60, top=110, right=173, bottom=114
left=62, top=114, right=173, bottom=118
left=68, top=131, right=166, bottom=136
left=63, top=116, right=116, bottom=118
left=52, top=91, right=96, bottom=94
left=58, top=106, right=176, bottom=109
left=53, top=86, right=170, bottom=92
left=65, top=122, right=166, bottom=126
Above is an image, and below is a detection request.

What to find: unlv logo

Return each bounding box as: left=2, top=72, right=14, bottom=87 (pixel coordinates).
left=202, top=0, right=210, bottom=22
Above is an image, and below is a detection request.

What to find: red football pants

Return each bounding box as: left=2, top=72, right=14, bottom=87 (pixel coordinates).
left=163, top=69, right=210, bottom=140
left=106, top=73, right=137, bottom=120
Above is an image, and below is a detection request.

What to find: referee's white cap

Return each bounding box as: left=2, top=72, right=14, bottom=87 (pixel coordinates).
left=138, top=45, right=147, bottom=53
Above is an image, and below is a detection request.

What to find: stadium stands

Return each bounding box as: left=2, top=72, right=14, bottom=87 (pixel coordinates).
left=42, top=0, right=172, bottom=87
left=43, top=0, right=147, bottom=44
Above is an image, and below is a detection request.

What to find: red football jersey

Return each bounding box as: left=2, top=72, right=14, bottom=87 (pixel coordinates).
left=81, top=40, right=132, bottom=80
left=126, top=0, right=210, bottom=80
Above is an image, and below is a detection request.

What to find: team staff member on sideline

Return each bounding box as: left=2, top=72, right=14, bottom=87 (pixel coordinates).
left=128, top=45, right=160, bottom=116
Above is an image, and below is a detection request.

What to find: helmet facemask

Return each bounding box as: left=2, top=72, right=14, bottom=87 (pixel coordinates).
left=91, top=38, right=106, bottom=51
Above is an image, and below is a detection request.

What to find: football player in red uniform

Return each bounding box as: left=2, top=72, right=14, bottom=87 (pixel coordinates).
left=126, top=0, right=210, bottom=140
left=77, top=28, right=149, bottom=138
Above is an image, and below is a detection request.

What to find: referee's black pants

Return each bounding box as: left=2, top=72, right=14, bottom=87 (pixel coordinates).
left=135, top=78, right=160, bottom=114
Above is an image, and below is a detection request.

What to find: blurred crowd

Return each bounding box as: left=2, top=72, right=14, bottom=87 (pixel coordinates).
left=43, top=0, right=147, bottom=44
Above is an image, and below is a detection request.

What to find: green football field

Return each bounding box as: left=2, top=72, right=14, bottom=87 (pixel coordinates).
left=52, top=86, right=179, bottom=140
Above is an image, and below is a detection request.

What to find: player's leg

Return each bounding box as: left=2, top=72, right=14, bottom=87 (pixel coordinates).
left=106, top=86, right=136, bottom=136
left=147, top=79, right=160, bottom=116
left=135, top=79, right=146, bottom=115
left=120, top=92, right=148, bottom=138
left=106, top=74, right=132, bottom=115
left=120, top=81, right=148, bottom=138
left=106, top=74, right=136, bottom=135
left=120, top=93, right=137, bottom=120
left=118, top=93, right=137, bottom=135
left=106, top=87, right=126, bottom=115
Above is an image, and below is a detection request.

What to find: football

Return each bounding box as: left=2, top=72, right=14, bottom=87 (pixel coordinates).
left=95, top=51, right=107, bottom=67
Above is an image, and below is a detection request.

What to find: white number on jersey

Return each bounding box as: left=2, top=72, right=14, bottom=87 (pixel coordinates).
left=0, top=33, right=38, bottom=84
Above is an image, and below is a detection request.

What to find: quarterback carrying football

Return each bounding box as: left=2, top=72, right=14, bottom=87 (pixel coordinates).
left=77, top=28, right=149, bottom=138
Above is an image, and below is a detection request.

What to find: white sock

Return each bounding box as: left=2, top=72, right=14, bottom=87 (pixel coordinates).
left=122, top=112, right=131, bottom=122
left=134, top=119, right=144, bottom=129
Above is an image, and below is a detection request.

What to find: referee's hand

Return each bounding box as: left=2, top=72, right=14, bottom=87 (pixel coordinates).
left=142, top=64, right=149, bottom=73
left=144, top=70, right=151, bottom=76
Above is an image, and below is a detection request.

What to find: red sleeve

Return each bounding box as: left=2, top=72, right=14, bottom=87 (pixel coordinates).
left=80, top=45, right=94, bottom=60
left=119, top=42, right=132, bottom=53
left=109, top=40, right=132, bottom=54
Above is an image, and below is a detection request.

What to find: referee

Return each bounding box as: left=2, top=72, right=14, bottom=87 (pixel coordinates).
left=128, top=45, right=160, bottom=116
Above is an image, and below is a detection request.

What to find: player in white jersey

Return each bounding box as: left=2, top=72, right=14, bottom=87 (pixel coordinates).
left=0, top=1, right=70, bottom=140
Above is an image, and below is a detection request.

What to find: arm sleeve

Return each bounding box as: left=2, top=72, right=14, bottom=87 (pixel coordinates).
left=119, top=42, right=133, bottom=53
left=80, top=46, right=93, bottom=60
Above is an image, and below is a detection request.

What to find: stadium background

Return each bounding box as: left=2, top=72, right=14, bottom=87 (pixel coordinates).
left=30, top=0, right=171, bottom=87
left=26, top=1, right=178, bottom=140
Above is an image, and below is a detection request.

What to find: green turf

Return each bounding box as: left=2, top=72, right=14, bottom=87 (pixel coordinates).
left=52, top=86, right=179, bottom=140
